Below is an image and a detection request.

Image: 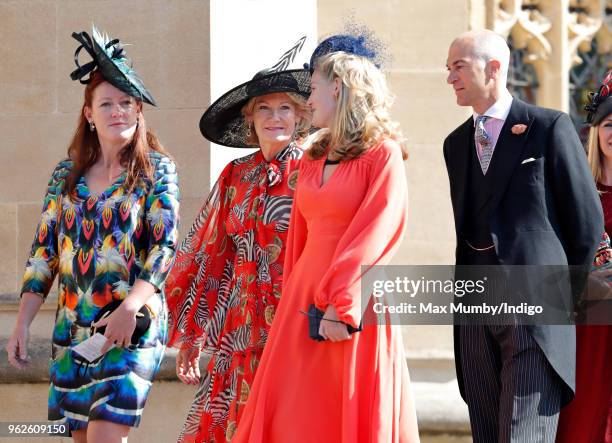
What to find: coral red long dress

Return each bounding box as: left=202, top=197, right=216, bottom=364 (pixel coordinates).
left=556, top=183, right=612, bottom=443
left=233, top=140, right=420, bottom=443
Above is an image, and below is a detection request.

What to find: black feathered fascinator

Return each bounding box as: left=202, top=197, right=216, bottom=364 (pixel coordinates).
left=69, top=25, right=156, bottom=106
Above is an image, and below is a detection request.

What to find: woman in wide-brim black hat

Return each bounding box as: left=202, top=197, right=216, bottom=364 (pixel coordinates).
left=164, top=38, right=311, bottom=442
left=6, top=26, right=180, bottom=441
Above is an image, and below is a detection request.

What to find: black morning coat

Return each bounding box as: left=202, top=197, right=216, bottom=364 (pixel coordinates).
left=443, top=97, right=604, bottom=405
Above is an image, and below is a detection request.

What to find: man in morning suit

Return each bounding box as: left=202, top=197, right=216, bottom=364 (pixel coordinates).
left=443, top=29, right=603, bottom=442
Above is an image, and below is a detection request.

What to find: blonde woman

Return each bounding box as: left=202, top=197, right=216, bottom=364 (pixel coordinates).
left=234, top=36, right=420, bottom=443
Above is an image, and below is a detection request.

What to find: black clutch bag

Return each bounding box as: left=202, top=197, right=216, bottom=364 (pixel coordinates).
left=306, top=304, right=362, bottom=341
left=90, top=299, right=152, bottom=346
left=73, top=299, right=154, bottom=373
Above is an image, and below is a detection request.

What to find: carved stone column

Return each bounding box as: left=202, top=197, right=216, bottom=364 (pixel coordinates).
left=491, top=0, right=610, bottom=112
left=568, top=0, right=604, bottom=69
left=593, top=0, right=612, bottom=59
left=491, top=0, right=556, bottom=107
left=538, top=0, right=571, bottom=111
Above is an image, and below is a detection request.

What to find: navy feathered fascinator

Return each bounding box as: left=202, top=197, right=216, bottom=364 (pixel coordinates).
left=304, top=19, right=389, bottom=72
left=69, top=26, right=156, bottom=106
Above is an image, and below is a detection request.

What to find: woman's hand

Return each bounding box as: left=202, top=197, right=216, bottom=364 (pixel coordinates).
left=176, top=347, right=202, bottom=385
left=319, top=305, right=351, bottom=342
left=6, top=292, right=43, bottom=369
left=94, top=298, right=142, bottom=353
left=6, top=325, right=31, bottom=369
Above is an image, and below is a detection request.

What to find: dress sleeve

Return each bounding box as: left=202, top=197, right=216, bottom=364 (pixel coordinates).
left=138, top=155, right=181, bottom=290
left=314, top=140, right=408, bottom=328
left=165, top=163, right=234, bottom=350
left=21, top=160, right=72, bottom=300
left=282, top=160, right=308, bottom=280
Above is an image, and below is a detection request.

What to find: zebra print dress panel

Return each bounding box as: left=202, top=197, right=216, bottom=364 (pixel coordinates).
left=166, top=143, right=303, bottom=442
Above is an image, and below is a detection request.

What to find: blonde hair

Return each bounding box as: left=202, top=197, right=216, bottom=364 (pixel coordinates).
left=241, top=92, right=311, bottom=147
left=587, top=125, right=604, bottom=184
left=308, top=51, right=408, bottom=161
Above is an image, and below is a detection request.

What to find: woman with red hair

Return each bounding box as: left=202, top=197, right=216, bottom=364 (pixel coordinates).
left=5, top=27, right=179, bottom=442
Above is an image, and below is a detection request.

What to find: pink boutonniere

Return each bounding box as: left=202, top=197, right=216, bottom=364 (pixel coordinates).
left=511, top=124, right=528, bottom=135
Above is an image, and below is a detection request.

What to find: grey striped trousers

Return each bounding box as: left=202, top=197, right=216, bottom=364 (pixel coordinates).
left=459, top=325, right=563, bottom=442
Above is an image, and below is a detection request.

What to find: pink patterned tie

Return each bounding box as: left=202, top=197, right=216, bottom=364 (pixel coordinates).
left=475, top=115, right=493, bottom=174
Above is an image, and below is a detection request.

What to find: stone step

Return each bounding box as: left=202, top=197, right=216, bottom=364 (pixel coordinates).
left=0, top=293, right=58, bottom=339
left=413, top=381, right=470, bottom=434
left=0, top=381, right=471, bottom=443
left=1, top=337, right=459, bottom=384
left=1, top=294, right=471, bottom=438
left=0, top=337, right=470, bottom=439
left=0, top=381, right=194, bottom=443
left=0, top=337, right=183, bottom=383
left=0, top=293, right=58, bottom=311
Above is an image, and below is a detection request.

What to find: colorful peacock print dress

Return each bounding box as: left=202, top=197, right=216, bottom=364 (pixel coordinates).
left=21, top=151, right=180, bottom=430
left=166, top=143, right=302, bottom=442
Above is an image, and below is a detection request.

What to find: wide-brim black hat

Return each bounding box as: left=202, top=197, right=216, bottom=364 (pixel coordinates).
left=199, top=68, right=310, bottom=149
left=70, top=26, right=156, bottom=106
left=199, top=35, right=311, bottom=149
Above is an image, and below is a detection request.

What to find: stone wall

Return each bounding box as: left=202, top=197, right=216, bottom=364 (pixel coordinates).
left=0, top=0, right=212, bottom=299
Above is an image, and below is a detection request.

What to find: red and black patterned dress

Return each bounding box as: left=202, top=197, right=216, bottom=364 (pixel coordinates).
left=557, top=184, right=612, bottom=443
left=166, top=143, right=302, bottom=442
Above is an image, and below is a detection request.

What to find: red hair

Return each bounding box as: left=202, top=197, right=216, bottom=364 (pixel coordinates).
left=65, top=71, right=170, bottom=195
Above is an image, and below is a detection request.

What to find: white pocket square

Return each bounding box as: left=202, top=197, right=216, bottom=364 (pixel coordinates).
left=521, top=157, right=536, bottom=165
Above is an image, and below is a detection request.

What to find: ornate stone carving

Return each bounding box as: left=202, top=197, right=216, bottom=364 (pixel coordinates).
left=568, top=0, right=605, bottom=67
left=491, top=0, right=610, bottom=111
left=493, top=0, right=552, bottom=63
left=569, top=1, right=612, bottom=129
left=593, top=0, right=612, bottom=57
